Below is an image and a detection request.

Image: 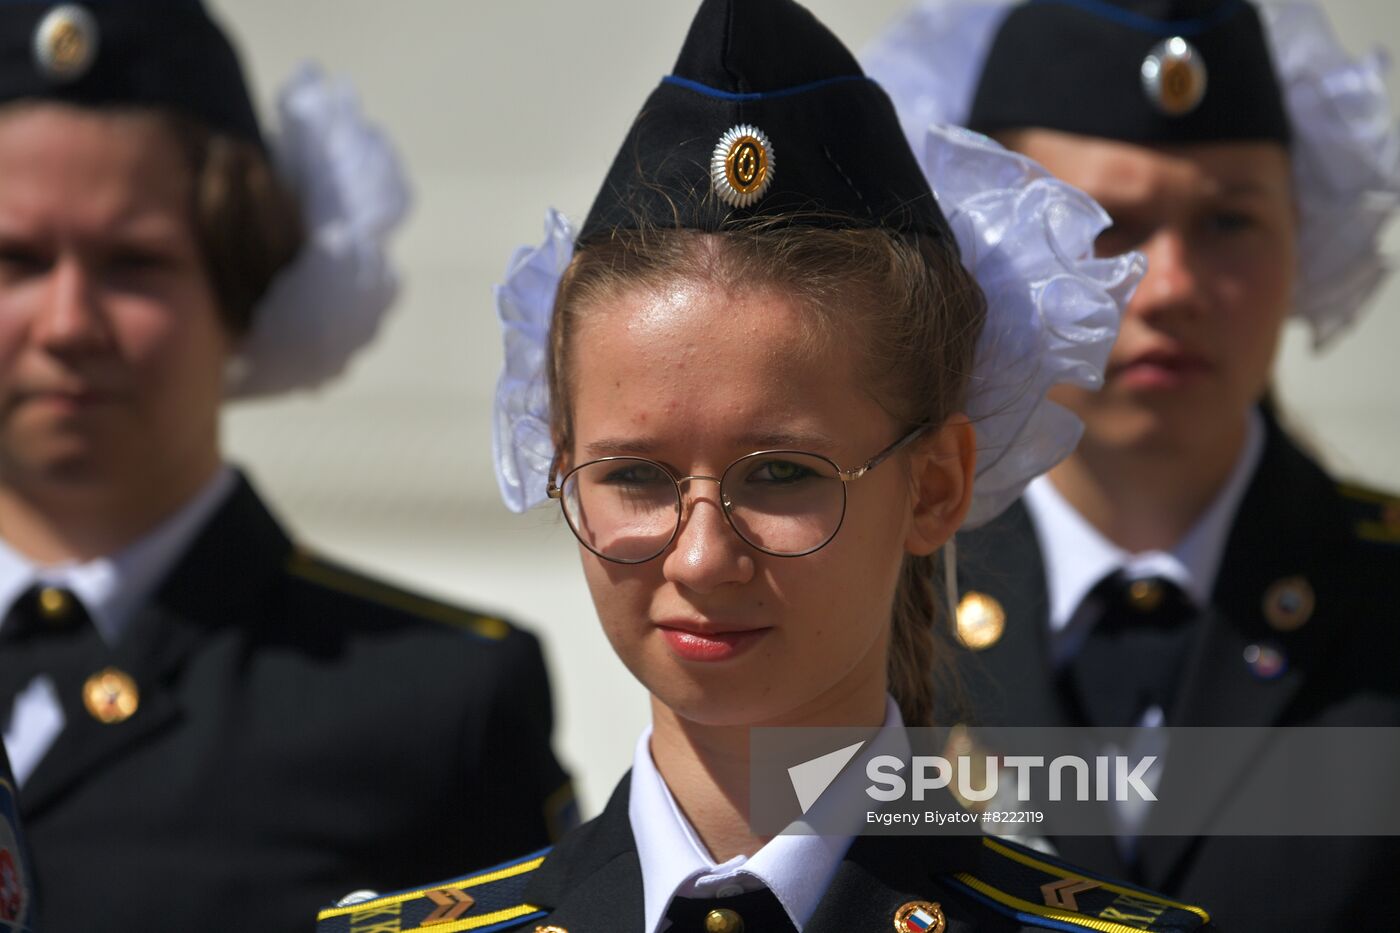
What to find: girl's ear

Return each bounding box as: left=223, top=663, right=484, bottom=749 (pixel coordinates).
left=905, top=414, right=976, bottom=556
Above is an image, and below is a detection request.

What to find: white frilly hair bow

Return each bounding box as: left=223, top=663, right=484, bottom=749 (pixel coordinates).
left=862, top=0, right=1400, bottom=349
left=491, top=128, right=1142, bottom=528
left=226, top=62, right=411, bottom=398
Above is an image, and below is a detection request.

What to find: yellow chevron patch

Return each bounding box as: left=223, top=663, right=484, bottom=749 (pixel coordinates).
left=949, top=837, right=1210, bottom=931
left=317, top=854, right=548, bottom=933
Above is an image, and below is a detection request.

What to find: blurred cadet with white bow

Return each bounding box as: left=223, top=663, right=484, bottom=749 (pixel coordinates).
left=0, top=3, right=573, bottom=930
left=866, top=1, right=1400, bottom=929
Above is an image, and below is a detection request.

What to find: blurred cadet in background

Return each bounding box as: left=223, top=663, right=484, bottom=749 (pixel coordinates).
left=0, top=2, right=572, bottom=930
left=866, top=0, right=1400, bottom=928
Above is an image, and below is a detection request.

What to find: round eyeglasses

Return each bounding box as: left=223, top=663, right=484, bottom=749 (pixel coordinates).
left=547, top=426, right=927, bottom=564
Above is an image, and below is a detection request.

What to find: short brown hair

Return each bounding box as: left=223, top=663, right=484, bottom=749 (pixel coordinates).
left=162, top=113, right=304, bottom=337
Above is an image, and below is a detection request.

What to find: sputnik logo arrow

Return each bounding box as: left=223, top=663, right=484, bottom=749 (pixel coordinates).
left=787, top=740, right=866, bottom=814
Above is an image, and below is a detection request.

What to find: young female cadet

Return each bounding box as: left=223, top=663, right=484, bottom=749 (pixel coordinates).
left=865, top=1, right=1400, bottom=929
left=316, top=0, right=1220, bottom=930
left=0, top=2, right=572, bottom=930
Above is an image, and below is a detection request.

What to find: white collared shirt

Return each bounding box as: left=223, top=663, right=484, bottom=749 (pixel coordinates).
left=1023, top=410, right=1266, bottom=668
left=1019, top=412, right=1265, bottom=849
left=0, top=466, right=237, bottom=783
left=629, top=695, right=907, bottom=933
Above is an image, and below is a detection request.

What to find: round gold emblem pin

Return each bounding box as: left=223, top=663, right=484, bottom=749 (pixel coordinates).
left=1262, top=576, right=1315, bottom=631
left=711, top=124, right=775, bottom=208
left=32, top=4, right=99, bottom=83
left=1243, top=642, right=1288, bottom=679
left=955, top=591, right=1005, bottom=651
left=1141, top=36, right=1207, bottom=116
left=83, top=667, right=139, bottom=724
left=893, top=900, right=946, bottom=933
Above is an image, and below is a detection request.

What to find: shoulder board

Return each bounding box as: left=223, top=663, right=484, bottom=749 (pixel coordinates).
left=316, top=848, right=550, bottom=933
left=285, top=548, right=513, bottom=640
left=1336, top=482, right=1400, bottom=546
left=943, top=836, right=1211, bottom=931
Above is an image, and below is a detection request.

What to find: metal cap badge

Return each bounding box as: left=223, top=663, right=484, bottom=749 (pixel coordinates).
left=1141, top=36, right=1208, bottom=116
left=711, top=124, right=775, bottom=208
left=32, top=3, right=98, bottom=83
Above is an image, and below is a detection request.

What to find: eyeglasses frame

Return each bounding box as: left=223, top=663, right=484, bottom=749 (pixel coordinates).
left=546, top=424, right=929, bottom=564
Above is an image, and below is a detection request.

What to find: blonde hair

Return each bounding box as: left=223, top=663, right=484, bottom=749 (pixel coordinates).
left=549, top=221, right=985, bottom=725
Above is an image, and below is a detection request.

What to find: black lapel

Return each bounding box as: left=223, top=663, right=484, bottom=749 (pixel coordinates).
left=807, top=819, right=983, bottom=933
left=524, top=773, right=645, bottom=933
left=958, top=504, right=1135, bottom=877
left=525, top=779, right=992, bottom=932
left=1135, top=421, right=1351, bottom=886
left=954, top=502, right=1072, bottom=728
left=20, top=472, right=293, bottom=817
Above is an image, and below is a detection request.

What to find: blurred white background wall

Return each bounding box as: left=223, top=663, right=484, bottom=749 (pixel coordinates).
left=209, top=0, right=1399, bottom=818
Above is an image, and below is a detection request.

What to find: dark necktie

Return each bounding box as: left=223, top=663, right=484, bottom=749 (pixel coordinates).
left=665, top=886, right=797, bottom=933
left=1061, top=574, right=1197, bottom=728
left=0, top=585, right=105, bottom=727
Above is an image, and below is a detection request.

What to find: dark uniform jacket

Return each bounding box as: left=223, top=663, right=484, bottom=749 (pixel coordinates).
left=315, top=773, right=1216, bottom=933
left=0, top=745, right=38, bottom=933
left=8, top=474, right=573, bottom=933
left=955, top=414, right=1400, bottom=931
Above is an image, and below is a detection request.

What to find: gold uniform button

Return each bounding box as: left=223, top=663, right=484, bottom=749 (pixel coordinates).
left=36, top=586, right=73, bottom=622
left=1126, top=578, right=1165, bottom=613
left=534, top=927, right=568, bottom=933
left=955, top=591, right=1005, bottom=651
left=83, top=668, right=139, bottom=724
left=1263, top=576, right=1315, bottom=632
left=705, top=908, right=744, bottom=933
left=893, top=900, right=946, bottom=933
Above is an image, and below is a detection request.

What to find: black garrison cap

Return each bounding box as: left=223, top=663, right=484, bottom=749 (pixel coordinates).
left=0, top=0, right=263, bottom=146
left=968, top=0, right=1291, bottom=145
left=579, top=0, right=953, bottom=243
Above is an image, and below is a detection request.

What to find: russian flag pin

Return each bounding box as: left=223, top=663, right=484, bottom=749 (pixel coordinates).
left=893, top=900, right=946, bottom=933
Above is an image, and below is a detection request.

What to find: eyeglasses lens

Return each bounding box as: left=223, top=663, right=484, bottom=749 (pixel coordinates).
left=562, top=459, right=681, bottom=563
left=561, top=453, right=845, bottom=562
left=722, top=452, right=844, bottom=556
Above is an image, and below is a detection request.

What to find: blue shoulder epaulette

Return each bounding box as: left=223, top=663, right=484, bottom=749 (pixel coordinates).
left=942, top=836, right=1212, bottom=931
left=316, top=848, right=550, bottom=933
left=1337, top=482, right=1400, bottom=546
left=285, top=547, right=513, bottom=640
